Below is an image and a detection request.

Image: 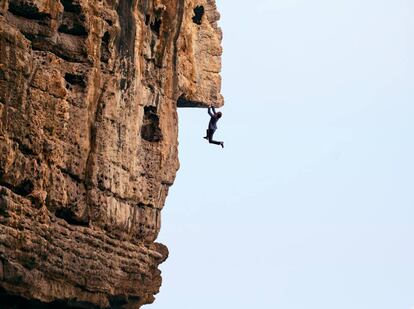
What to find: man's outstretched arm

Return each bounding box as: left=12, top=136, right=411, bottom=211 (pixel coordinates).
left=208, top=106, right=214, bottom=117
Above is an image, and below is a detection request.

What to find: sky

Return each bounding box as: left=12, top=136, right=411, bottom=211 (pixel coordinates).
left=150, top=1, right=414, bottom=308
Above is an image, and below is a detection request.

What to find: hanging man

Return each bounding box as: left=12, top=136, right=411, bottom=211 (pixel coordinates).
left=203, top=106, right=224, bottom=148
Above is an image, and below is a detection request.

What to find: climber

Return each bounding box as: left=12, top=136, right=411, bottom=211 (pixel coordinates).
left=203, top=106, right=224, bottom=148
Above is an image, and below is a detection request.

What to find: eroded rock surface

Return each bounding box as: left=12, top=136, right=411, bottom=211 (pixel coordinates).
left=0, top=0, right=223, bottom=307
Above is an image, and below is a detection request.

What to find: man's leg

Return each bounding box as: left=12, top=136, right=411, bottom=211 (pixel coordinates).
left=208, top=130, right=223, bottom=147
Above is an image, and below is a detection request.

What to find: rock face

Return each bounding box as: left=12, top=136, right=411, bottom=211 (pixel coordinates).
left=0, top=0, right=223, bottom=307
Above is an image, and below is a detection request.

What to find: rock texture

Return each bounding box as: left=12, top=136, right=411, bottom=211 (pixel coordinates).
left=0, top=0, right=223, bottom=307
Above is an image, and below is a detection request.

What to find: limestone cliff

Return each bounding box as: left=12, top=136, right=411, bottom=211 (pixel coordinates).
left=0, top=0, right=223, bottom=307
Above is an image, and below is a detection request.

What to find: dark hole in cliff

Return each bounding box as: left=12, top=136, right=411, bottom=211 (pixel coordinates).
left=8, top=2, right=50, bottom=21
left=55, top=208, right=89, bottom=227
left=60, top=0, right=82, bottom=13
left=120, top=78, right=127, bottom=90
left=14, top=179, right=34, bottom=196
left=12, top=137, right=36, bottom=156
left=64, top=73, right=86, bottom=88
left=145, top=14, right=150, bottom=25
left=100, top=31, right=111, bottom=63
left=18, top=143, right=35, bottom=156
left=141, top=106, right=162, bottom=142
left=150, top=17, right=162, bottom=35
left=58, top=0, right=87, bottom=35
left=192, top=5, right=204, bottom=25
left=58, top=18, right=88, bottom=36
left=58, top=13, right=88, bottom=36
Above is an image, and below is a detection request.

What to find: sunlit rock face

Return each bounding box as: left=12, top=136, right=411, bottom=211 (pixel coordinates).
left=0, top=0, right=223, bottom=307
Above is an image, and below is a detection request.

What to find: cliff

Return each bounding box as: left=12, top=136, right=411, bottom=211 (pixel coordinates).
left=0, top=0, right=223, bottom=307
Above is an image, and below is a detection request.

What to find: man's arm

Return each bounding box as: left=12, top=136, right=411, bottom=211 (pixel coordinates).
left=211, top=106, right=217, bottom=115
left=208, top=106, right=214, bottom=117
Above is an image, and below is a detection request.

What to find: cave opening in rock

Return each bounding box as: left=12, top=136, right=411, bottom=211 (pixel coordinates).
left=58, top=17, right=88, bottom=36
left=192, top=5, right=204, bottom=25
left=100, top=31, right=111, bottom=63
left=60, top=0, right=82, bottom=13
left=150, top=17, right=162, bottom=35
left=55, top=208, right=89, bottom=227
left=141, top=106, right=162, bottom=142
left=64, top=73, right=86, bottom=88
left=8, top=2, right=50, bottom=21
left=14, top=179, right=34, bottom=196
left=15, top=137, right=35, bottom=156
left=58, top=0, right=87, bottom=36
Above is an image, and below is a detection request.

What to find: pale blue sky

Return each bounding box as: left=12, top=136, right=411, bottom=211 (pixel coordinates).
left=151, top=1, right=414, bottom=308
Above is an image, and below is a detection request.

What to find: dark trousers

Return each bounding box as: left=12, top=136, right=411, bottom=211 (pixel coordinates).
left=206, top=129, right=222, bottom=145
